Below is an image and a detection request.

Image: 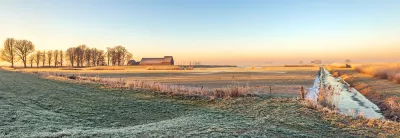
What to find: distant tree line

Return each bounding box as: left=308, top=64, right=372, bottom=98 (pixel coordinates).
left=0, top=38, right=133, bottom=68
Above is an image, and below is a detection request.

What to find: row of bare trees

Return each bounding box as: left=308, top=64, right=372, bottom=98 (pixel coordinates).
left=106, top=46, right=132, bottom=66
left=65, top=45, right=107, bottom=67
left=0, top=38, right=133, bottom=68
left=0, top=38, right=35, bottom=68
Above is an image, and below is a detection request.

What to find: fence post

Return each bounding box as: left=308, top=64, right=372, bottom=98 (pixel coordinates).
left=269, top=85, right=272, bottom=95
left=300, top=86, right=305, bottom=99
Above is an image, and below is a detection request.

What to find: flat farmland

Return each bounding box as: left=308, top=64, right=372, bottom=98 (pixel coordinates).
left=1, top=68, right=399, bottom=137
left=14, top=66, right=319, bottom=97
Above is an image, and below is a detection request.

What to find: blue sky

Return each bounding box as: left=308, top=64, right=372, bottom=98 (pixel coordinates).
left=1, top=0, right=399, bottom=65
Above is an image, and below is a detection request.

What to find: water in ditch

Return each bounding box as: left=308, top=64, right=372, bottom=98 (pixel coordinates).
left=306, top=67, right=383, bottom=119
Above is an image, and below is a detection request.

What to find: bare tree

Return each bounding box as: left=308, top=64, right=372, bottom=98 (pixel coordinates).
left=96, top=50, right=105, bottom=66
left=108, top=46, right=127, bottom=66
left=47, top=50, right=53, bottom=67
left=54, top=50, right=59, bottom=67
left=66, top=47, right=76, bottom=67
left=41, top=50, right=46, bottom=67
left=15, top=40, right=35, bottom=68
left=90, top=48, right=98, bottom=66
left=75, top=45, right=86, bottom=67
left=115, top=46, right=127, bottom=66
left=60, top=50, right=63, bottom=67
left=0, top=38, right=17, bottom=67
left=106, top=47, right=111, bottom=66
left=125, top=52, right=132, bottom=65
left=35, top=51, right=41, bottom=67
left=28, top=54, right=35, bottom=68
left=84, top=48, right=91, bottom=66
left=106, top=47, right=117, bottom=66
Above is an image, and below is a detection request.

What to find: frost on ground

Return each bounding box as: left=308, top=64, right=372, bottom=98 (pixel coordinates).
left=0, top=69, right=398, bottom=137
left=306, top=67, right=383, bottom=119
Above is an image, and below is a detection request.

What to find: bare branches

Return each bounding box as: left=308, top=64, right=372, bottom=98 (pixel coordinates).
left=47, top=50, right=53, bottom=67
left=106, top=46, right=132, bottom=66
left=54, top=50, right=59, bottom=67
left=28, top=54, right=35, bottom=68
left=66, top=47, right=77, bottom=67
left=41, top=50, right=46, bottom=66
left=1, top=38, right=131, bottom=68
left=60, top=50, right=63, bottom=67
left=14, top=39, right=35, bottom=68
left=75, top=45, right=86, bottom=67
left=35, top=51, right=41, bottom=67
left=1, top=38, right=17, bottom=67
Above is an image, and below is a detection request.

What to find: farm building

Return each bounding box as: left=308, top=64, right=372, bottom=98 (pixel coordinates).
left=127, top=60, right=140, bottom=65
left=140, top=56, right=174, bottom=65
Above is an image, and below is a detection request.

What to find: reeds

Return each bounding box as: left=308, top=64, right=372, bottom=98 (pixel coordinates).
left=42, top=72, right=250, bottom=99
left=355, top=64, right=400, bottom=84
left=385, top=97, right=400, bottom=112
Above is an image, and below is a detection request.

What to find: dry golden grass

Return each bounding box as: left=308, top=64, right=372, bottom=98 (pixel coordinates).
left=42, top=72, right=250, bottom=99
left=0, top=66, right=16, bottom=71
left=145, top=66, right=184, bottom=70
left=87, top=66, right=125, bottom=70
left=283, top=64, right=316, bottom=67
left=355, top=63, right=400, bottom=83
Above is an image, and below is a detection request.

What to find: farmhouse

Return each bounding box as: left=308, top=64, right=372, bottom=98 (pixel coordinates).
left=140, top=56, right=174, bottom=65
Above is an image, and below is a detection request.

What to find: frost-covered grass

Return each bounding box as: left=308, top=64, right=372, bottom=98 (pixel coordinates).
left=1, top=69, right=400, bottom=137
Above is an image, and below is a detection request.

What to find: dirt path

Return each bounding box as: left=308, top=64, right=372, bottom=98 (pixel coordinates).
left=0, top=70, right=392, bottom=137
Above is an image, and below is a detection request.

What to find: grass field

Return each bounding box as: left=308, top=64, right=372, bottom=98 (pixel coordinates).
left=7, top=66, right=319, bottom=98
left=327, top=65, right=400, bottom=122
left=1, top=69, right=400, bottom=137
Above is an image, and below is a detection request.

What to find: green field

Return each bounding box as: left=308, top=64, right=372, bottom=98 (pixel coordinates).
left=0, top=69, right=398, bottom=137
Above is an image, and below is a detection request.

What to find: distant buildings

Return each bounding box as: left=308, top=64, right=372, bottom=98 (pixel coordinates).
left=311, top=60, right=322, bottom=64
left=131, top=56, right=174, bottom=65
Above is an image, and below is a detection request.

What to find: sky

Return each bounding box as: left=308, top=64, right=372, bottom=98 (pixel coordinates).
left=1, top=0, right=399, bottom=65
